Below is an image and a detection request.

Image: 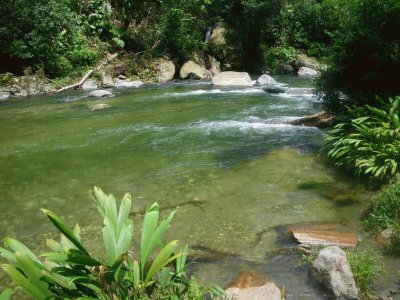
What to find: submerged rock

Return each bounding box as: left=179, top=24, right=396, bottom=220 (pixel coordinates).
left=263, top=86, right=286, bottom=94
left=257, top=74, right=278, bottom=85
left=312, top=246, right=359, bottom=300
left=180, top=60, right=207, bottom=80
left=157, top=58, right=176, bottom=83
left=288, top=111, right=335, bottom=128
left=89, top=103, right=112, bottom=111
left=88, top=89, right=115, bottom=98
left=212, top=71, right=253, bottom=86
left=298, top=67, right=320, bottom=77
left=225, top=271, right=282, bottom=300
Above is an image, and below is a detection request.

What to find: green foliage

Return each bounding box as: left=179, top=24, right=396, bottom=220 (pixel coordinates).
left=158, top=1, right=208, bottom=61
left=262, top=45, right=297, bottom=73
left=322, top=97, right=400, bottom=185
left=279, top=0, right=341, bottom=57
left=317, top=0, right=400, bottom=110
left=363, top=178, right=400, bottom=236
left=0, top=0, right=103, bottom=77
left=0, top=187, right=223, bottom=299
left=346, top=248, right=385, bottom=298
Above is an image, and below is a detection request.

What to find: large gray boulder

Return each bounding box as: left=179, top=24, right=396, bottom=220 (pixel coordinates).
left=157, top=58, right=176, bottom=83
left=81, top=79, right=98, bottom=90
left=312, top=246, right=359, bottom=300
left=212, top=71, right=253, bottom=86
left=298, top=67, right=320, bottom=77
left=295, top=53, right=324, bottom=71
left=115, top=79, right=143, bottom=88
left=180, top=61, right=207, bottom=80
left=257, top=74, right=277, bottom=85
left=101, top=70, right=114, bottom=87
left=88, top=89, right=115, bottom=98
left=206, top=55, right=221, bottom=76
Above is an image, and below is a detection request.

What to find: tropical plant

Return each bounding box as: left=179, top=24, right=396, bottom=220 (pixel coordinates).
left=322, top=96, right=400, bottom=185
left=0, top=187, right=223, bottom=299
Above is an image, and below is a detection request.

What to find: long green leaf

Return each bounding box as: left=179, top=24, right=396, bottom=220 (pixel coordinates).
left=0, top=288, right=12, bottom=300
left=15, top=251, right=52, bottom=297
left=4, top=238, right=38, bottom=262
left=1, top=264, right=45, bottom=300
left=41, top=209, right=89, bottom=255
left=145, top=240, right=179, bottom=283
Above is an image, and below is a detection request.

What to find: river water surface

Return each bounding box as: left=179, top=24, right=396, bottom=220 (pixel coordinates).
left=0, top=76, right=376, bottom=298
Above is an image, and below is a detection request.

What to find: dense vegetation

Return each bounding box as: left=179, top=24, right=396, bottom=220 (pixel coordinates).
left=0, top=188, right=224, bottom=299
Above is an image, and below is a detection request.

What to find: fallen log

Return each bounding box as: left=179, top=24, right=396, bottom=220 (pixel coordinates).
left=56, top=53, right=119, bottom=93
left=56, top=69, right=93, bottom=93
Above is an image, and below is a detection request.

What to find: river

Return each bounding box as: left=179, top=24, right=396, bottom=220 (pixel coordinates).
left=0, top=76, right=384, bottom=298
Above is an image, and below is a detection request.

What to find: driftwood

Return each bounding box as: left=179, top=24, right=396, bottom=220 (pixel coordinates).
left=56, top=53, right=119, bottom=93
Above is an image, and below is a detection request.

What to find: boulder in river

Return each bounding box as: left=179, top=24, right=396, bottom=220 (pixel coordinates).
left=88, top=89, right=115, bottom=98
left=206, top=55, right=221, bottom=76
left=157, top=58, right=176, bottom=83
left=294, top=53, right=324, bottom=71
left=89, top=103, right=112, bottom=111
left=225, top=271, right=282, bottom=300
left=298, top=67, right=320, bottom=77
left=81, top=79, right=98, bottom=90
left=115, top=79, right=143, bottom=88
left=257, top=74, right=278, bottom=85
left=180, top=60, right=207, bottom=80
left=292, top=229, right=358, bottom=249
left=288, top=111, right=335, bottom=128
left=101, top=70, right=114, bottom=87
left=312, top=246, right=359, bottom=300
left=212, top=71, right=253, bottom=86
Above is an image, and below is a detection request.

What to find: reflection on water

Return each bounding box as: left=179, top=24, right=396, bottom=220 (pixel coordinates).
left=0, top=76, right=370, bottom=296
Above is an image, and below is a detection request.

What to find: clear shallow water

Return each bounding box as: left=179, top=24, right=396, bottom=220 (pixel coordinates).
left=0, top=76, right=369, bottom=297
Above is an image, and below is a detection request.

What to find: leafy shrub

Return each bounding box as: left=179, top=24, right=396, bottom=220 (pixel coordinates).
left=322, top=96, right=400, bottom=185
left=0, top=187, right=223, bottom=299
left=0, top=0, right=102, bottom=77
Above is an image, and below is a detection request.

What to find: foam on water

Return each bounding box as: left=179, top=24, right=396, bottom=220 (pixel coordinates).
left=157, top=88, right=265, bottom=98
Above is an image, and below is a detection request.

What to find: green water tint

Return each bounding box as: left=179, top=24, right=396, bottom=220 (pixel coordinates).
left=0, top=76, right=367, bottom=296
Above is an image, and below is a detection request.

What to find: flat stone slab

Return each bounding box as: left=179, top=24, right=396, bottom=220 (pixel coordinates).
left=225, top=271, right=282, bottom=300
left=291, top=229, right=357, bottom=248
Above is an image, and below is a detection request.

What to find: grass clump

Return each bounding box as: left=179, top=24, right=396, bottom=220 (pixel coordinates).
left=346, top=248, right=385, bottom=299
left=363, top=177, right=400, bottom=236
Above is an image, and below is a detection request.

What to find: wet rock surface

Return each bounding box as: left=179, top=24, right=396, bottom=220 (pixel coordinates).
left=225, top=271, right=282, bottom=300
left=291, top=229, right=358, bottom=248
left=212, top=71, right=253, bottom=86
left=312, top=246, right=359, bottom=300
left=88, top=89, right=115, bottom=98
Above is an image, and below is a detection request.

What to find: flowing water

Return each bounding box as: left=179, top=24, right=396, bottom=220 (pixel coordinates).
left=0, top=76, right=381, bottom=297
